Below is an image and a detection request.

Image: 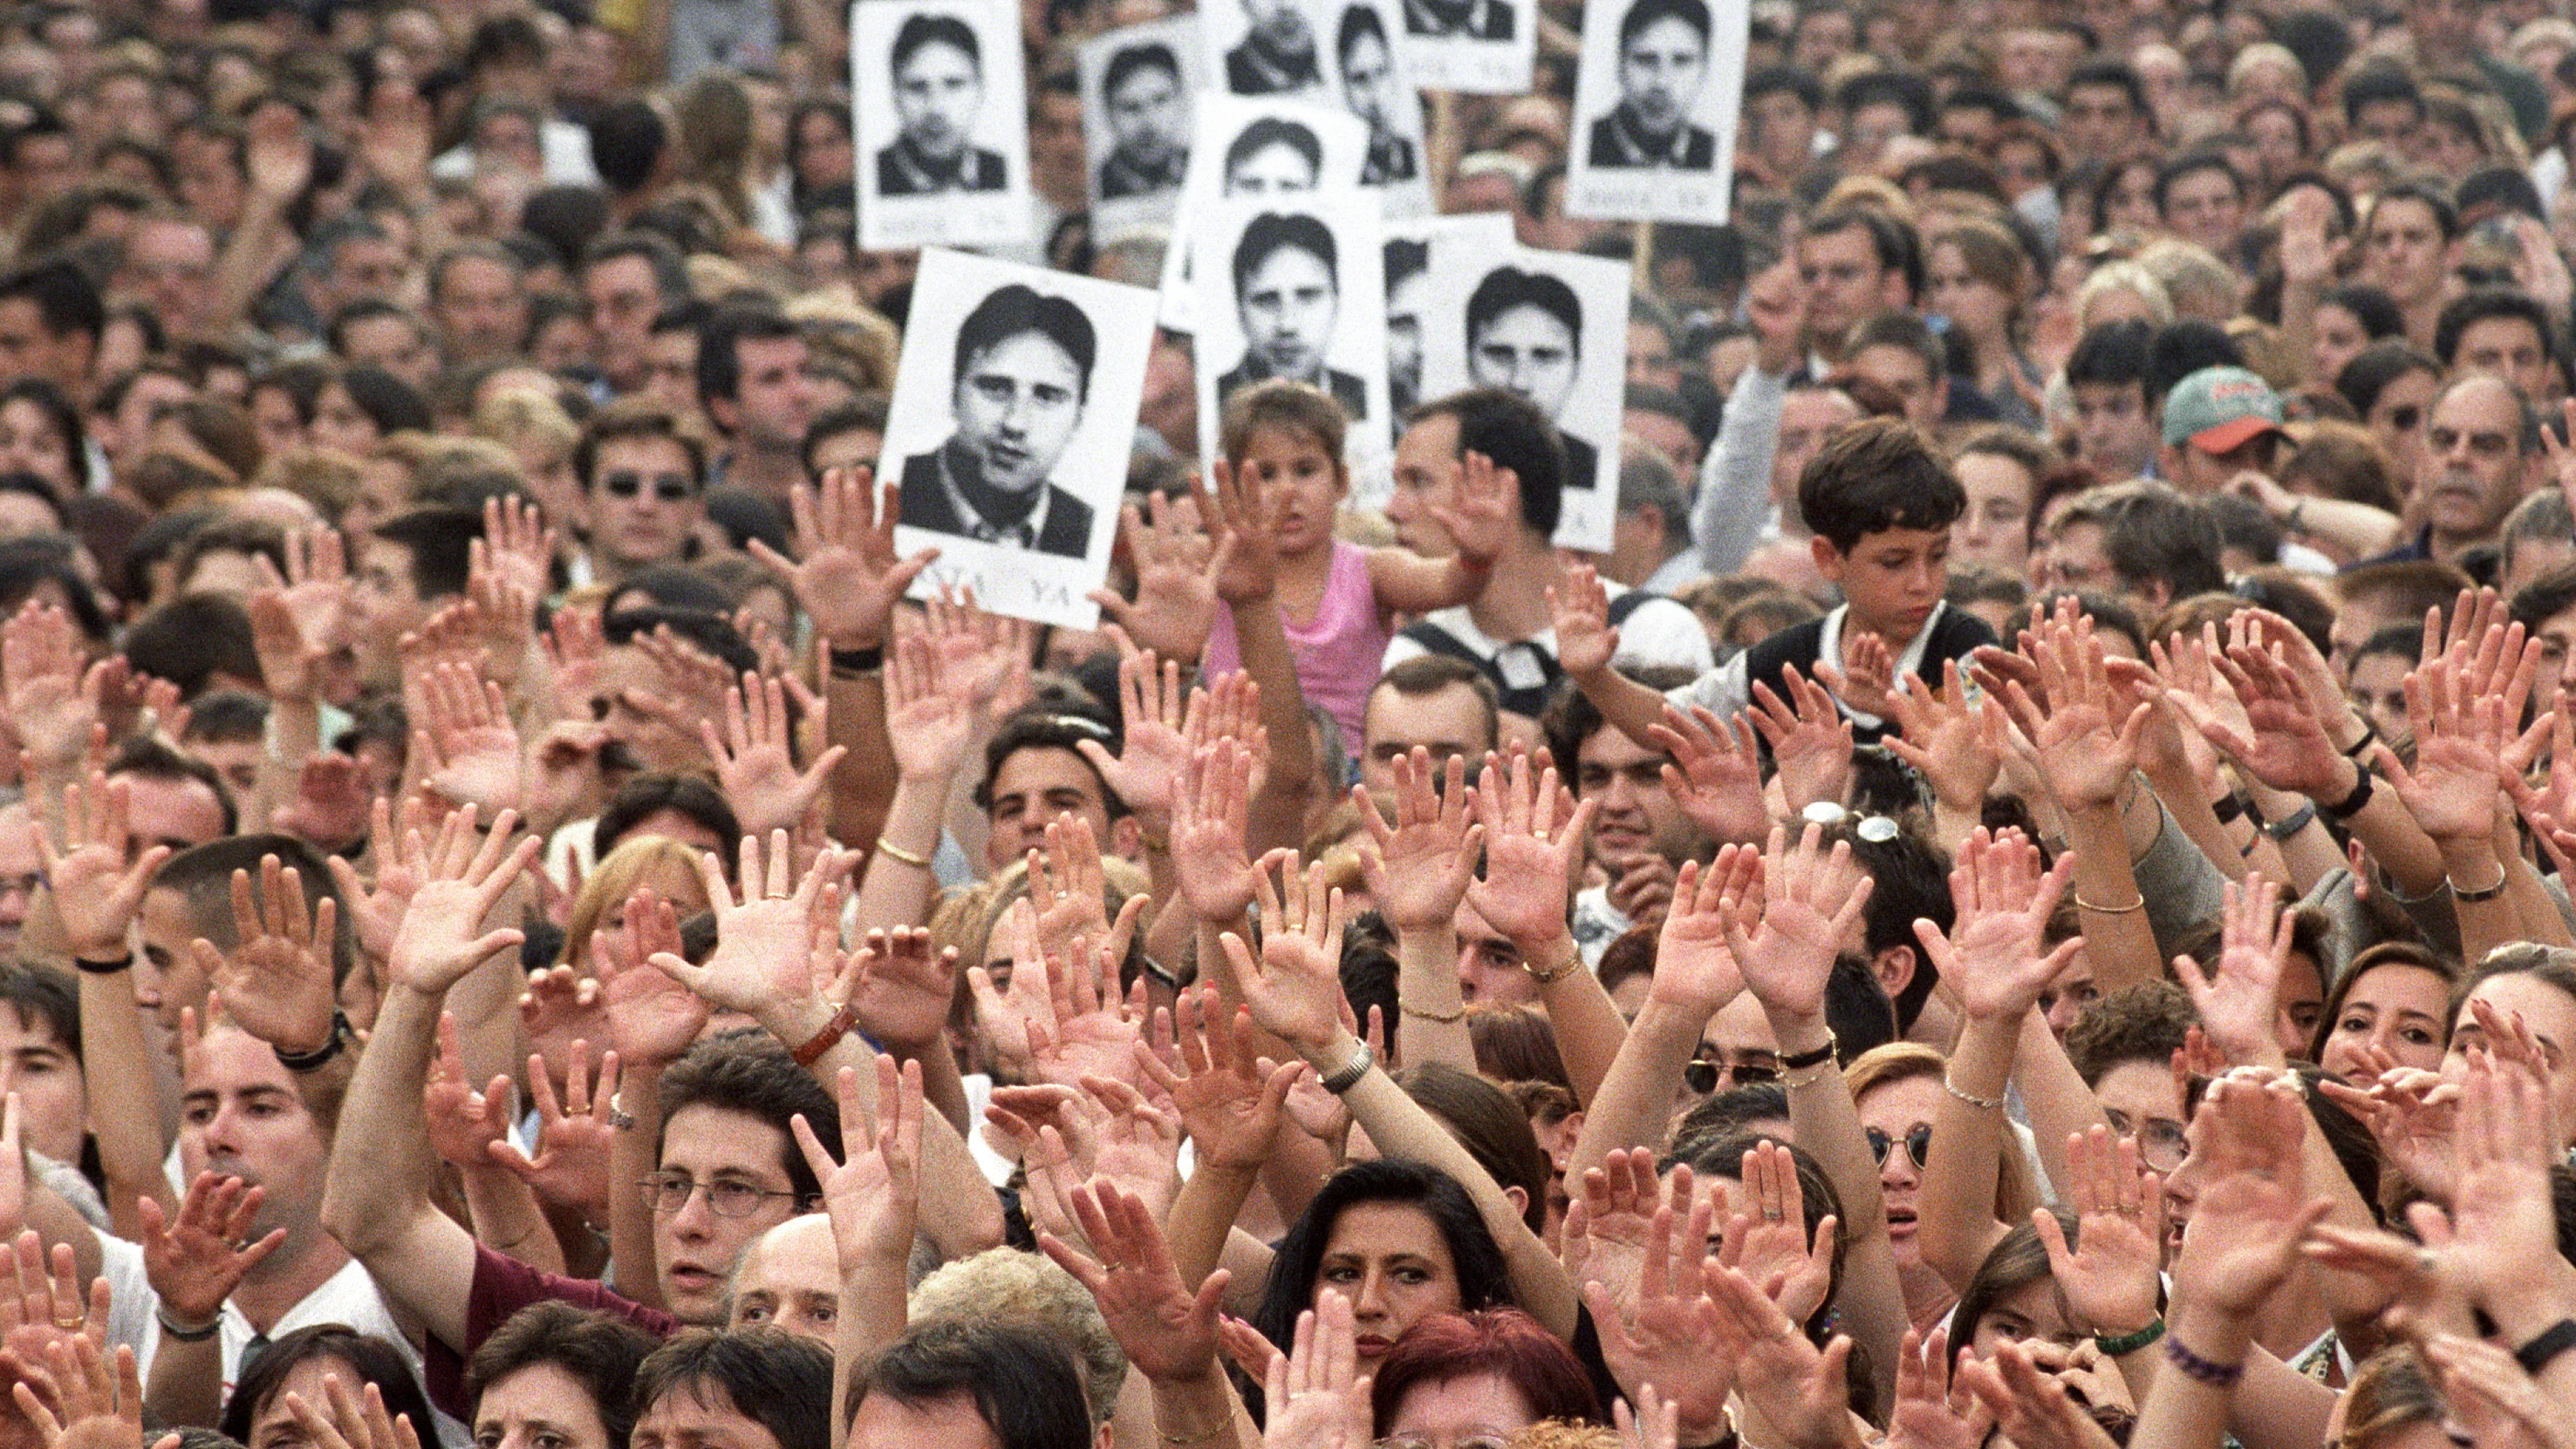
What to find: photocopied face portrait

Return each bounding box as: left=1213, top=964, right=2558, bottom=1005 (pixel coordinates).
left=855, top=0, right=1033, bottom=249
left=1385, top=236, right=1427, bottom=419
left=1397, top=0, right=1527, bottom=95
left=1220, top=0, right=1328, bottom=95
left=1221, top=212, right=1366, bottom=418
left=882, top=13, right=1004, bottom=194
left=1332, top=0, right=1430, bottom=214
left=1155, top=96, right=1366, bottom=334
left=1593, top=0, right=1716, bottom=168
left=1098, top=42, right=1189, bottom=199
left=1420, top=242, right=1628, bottom=549
left=888, top=250, right=1156, bottom=626
left=1565, top=0, right=1743, bottom=220
left=1192, top=196, right=1387, bottom=477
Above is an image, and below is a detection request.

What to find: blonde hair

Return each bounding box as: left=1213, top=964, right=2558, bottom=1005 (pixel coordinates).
left=2073, top=260, right=2176, bottom=331
left=474, top=386, right=580, bottom=457
left=249, top=447, right=365, bottom=523
left=1845, top=1043, right=2039, bottom=1222
left=2135, top=238, right=2243, bottom=323
left=908, top=1248, right=1126, bottom=1429
left=559, top=836, right=713, bottom=970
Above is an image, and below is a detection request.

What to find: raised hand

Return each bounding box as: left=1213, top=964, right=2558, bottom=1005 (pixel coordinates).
left=1747, top=666, right=1855, bottom=813
left=1203, top=458, right=1280, bottom=605
left=413, top=660, right=523, bottom=815
left=966, top=899, right=1058, bottom=1081
left=1136, top=987, right=1300, bottom=1172
left=1952, top=1340, right=2120, bottom=1449
left=2033, top=1128, right=2164, bottom=1338
left=646, top=831, right=845, bottom=1020
left=1649, top=705, right=1771, bottom=846
left=1076, top=639, right=1194, bottom=836
left=200, top=853, right=341, bottom=1056
left=3, top=601, right=99, bottom=778
left=2378, top=643, right=2525, bottom=844
left=704, top=671, right=845, bottom=836
left=1090, top=491, right=1220, bottom=666
left=1819, top=628, right=1899, bottom=722
left=1882, top=660, right=2003, bottom=814
left=1222, top=854, right=1349, bottom=1056
left=1724, top=824, right=1872, bottom=1022
left=385, top=805, right=538, bottom=998
left=1171, top=741, right=1260, bottom=921
left=2172, top=1074, right=2331, bottom=1317
left=1561, top=1148, right=1677, bottom=1330
left=248, top=528, right=351, bottom=703
left=1885, top=1329, right=1985, bottom=1449
left=881, top=632, right=974, bottom=785
left=1028, top=813, right=1140, bottom=973
left=1461, top=749, right=1595, bottom=956
left=1705, top=1263, right=1860, bottom=1449
left=1351, top=748, right=1482, bottom=933
left=420, top=1012, right=514, bottom=1172
left=272, top=754, right=374, bottom=854
left=0, top=1231, right=106, bottom=1370
left=136, top=1172, right=282, bottom=1331
left=2172, top=875, right=2297, bottom=1068
left=2315, top=1064, right=2462, bottom=1204
left=13, top=1331, right=147, bottom=1449
left=38, top=773, right=169, bottom=962
left=1648, top=845, right=1759, bottom=1016
left=487, top=1040, right=619, bottom=1219
left=1716, top=1138, right=1836, bottom=1328
left=1548, top=562, right=1618, bottom=678
left=1582, top=1161, right=1743, bottom=1447
left=1029, top=940, right=1152, bottom=1094
left=1041, top=1178, right=1230, bottom=1384
left=748, top=468, right=935, bottom=650
left=276, top=1373, right=422, bottom=1449
left=540, top=607, right=606, bottom=725
left=791, top=1056, right=921, bottom=1272
left=1260, top=1292, right=1374, bottom=1449
left=326, top=796, right=426, bottom=967
left=848, top=927, right=960, bottom=1055
left=1999, top=612, right=2153, bottom=814
left=1911, top=828, right=2079, bottom=1024
left=591, top=887, right=707, bottom=1071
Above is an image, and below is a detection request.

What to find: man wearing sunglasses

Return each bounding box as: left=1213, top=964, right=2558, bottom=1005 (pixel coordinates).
left=577, top=400, right=709, bottom=585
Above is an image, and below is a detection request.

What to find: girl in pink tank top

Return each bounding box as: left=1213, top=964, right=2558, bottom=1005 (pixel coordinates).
left=1204, top=382, right=1509, bottom=753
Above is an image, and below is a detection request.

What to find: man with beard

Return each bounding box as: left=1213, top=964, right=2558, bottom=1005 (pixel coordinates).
left=878, top=14, right=1007, bottom=195
left=1337, top=6, right=1417, bottom=182
left=1588, top=0, right=1719, bottom=170
left=1096, top=43, right=1188, bottom=200
left=896, top=284, right=1098, bottom=558
left=1228, top=0, right=1326, bottom=94
left=1219, top=212, right=1367, bottom=417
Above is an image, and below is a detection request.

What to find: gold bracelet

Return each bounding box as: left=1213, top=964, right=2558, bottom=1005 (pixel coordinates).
left=1943, top=1076, right=2005, bottom=1110
left=1782, top=1063, right=1835, bottom=1089
left=1522, top=946, right=1582, bottom=985
left=2074, top=891, right=2146, bottom=914
left=872, top=835, right=933, bottom=869
left=1157, top=1428, right=1223, bottom=1446
left=1402, top=1001, right=1466, bottom=1023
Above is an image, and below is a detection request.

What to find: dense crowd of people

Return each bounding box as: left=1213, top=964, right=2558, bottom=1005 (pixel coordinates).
left=0, top=1, right=2572, bottom=1449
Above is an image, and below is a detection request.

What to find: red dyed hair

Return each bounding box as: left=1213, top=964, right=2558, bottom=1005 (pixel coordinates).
left=1368, top=1309, right=1600, bottom=1436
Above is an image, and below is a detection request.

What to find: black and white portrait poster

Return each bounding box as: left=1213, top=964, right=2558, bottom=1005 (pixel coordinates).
left=1327, top=0, right=1432, bottom=218
left=1079, top=16, right=1201, bottom=236
left=1565, top=0, right=1746, bottom=222
left=1156, top=95, right=1368, bottom=331
left=852, top=0, right=1034, bottom=251
left=1375, top=212, right=1513, bottom=472
left=885, top=250, right=1156, bottom=628
left=1418, top=242, right=1629, bottom=552
left=1191, top=196, right=1389, bottom=480
left=1200, top=0, right=1335, bottom=101
left=1396, top=0, right=1530, bottom=93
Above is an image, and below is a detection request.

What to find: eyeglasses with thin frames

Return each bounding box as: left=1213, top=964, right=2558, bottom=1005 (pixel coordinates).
left=637, top=1173, right=804, bottom=1217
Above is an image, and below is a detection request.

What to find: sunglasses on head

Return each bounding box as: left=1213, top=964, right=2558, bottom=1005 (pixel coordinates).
left=601, top=469, right=695, bottom=502
left=1866, top=1124, right=1934, bottom=1170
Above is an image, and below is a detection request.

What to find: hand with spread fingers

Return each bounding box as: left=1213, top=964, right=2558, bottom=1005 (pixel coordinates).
left=138, top=1172, right=283, bottom=1333
left=749, top=468, right=937, bottom=651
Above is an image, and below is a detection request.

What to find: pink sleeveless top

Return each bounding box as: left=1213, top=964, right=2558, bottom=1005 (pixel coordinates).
left=1204, top=540, right=1385, bottom=755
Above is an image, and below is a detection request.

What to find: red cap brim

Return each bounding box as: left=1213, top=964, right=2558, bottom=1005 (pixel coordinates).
left=2190, top=416, right=2283, bottom=455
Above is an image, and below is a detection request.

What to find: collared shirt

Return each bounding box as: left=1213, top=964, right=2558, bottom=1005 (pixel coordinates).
left=926, top=443, right=1056, bottom=549
left=1363, top=128, right=1418, bottom=183
left=1232, top=35, right=1323, bottom=92
left=884, top=135, right=990, bottom=194
left=1100, top=143, right=1188, bottom=198
left=1404, top=0, right=1509, bottom=38
left=1597, top=107, right=1698, bottom=167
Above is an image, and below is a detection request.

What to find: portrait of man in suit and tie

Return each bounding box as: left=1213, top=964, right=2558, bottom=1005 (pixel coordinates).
left=1586, top=0, right=1718, bottom=169
left=1466, top=265, right=1597, bottom=490
left=1096, top=42, right=1189, bottom=199
left=1403, top=0, right=1512, bottom=42
left=1336, top=6, right=1417, bottom=184
left=878, top=12, right=1009, bottom=195
left=1218, top=212, right=1368, bottom=418
left=897, top=284, right=1098, bottom=557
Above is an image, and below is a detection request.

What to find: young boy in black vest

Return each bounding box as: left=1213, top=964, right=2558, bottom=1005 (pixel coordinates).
left=1561, top=415, right=1995, bottom=749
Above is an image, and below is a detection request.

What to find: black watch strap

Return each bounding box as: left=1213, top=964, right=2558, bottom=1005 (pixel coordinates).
left=2517, top=1318, right=2576, bottom=1375
left=273, top=1010, right=353, bottom=1073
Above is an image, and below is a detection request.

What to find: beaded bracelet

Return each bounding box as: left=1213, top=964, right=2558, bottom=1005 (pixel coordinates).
left=2163, top=1331, right=2244, bottom=1387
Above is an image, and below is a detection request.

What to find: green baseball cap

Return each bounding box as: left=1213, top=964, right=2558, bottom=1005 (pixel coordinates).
left=2162, top=366, right=2285, bottom=454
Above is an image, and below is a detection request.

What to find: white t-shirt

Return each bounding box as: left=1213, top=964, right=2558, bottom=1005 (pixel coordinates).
left=1379, top=587, right=1716, bottom=681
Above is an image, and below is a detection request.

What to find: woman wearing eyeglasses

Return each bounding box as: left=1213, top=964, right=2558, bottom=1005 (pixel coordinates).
left=1847, top=1042, right=2041, bottom=1336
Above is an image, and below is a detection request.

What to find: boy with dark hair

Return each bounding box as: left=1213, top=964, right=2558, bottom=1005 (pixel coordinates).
left=845, top=1320, right=1095, bottom=1449
left=1562, top=415, right=1991, bottom=748
left=2064, top=318, right=2157, bottom=481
